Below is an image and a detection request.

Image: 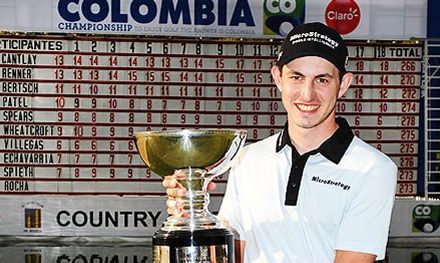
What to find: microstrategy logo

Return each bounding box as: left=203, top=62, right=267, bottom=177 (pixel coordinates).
left=325, top=0, right=361, bottom=35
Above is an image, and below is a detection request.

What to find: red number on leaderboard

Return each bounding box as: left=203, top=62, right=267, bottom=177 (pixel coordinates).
left=401, top=61, right=416, bottom=71
left=399, top=170, right=414, bottom=181
left=401, top=75, right=416, bottom=85
left=401, top=102, right=417, bottom=113
left=253, top=129, right=258, bottom=139
left=401, top=129, right=416, bottom=140
left=400, top=143, right=415, bottom=154
left=400, top=157, right=415, bottom=168
left=402, top=88, right=417, bottom=99
left=401, top=116, right=416, bottom=126
left=215, top=58, right=224, bottom=68
left=54, top=55, right=64, bottom=65
left=380, top=61, right=389, bottom=71
left=355, top=61, right=364, bottom=71
left=398, top=183, right=414, bottom=194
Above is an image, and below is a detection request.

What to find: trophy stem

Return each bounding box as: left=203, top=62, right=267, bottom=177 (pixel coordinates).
left=162, top=168, right=219, bottom=231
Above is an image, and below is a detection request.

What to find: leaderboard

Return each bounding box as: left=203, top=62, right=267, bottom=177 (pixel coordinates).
left=0, top=35, right=421, bottom=196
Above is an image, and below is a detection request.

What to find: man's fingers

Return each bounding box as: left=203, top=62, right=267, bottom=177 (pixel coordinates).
left=166, top=187, right=186, bottom=197
left=207, top=182, right=217, bottom=191
left=163, top=176, right=178, bottom=188
left=166, top=198, right=176, bottom=208
left=166, top=197, right=185, bottom=215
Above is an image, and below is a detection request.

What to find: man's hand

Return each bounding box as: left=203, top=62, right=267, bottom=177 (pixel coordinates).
left=163, top=173, right=186, bottom=215
left=162, top=171, right=217, bottom=215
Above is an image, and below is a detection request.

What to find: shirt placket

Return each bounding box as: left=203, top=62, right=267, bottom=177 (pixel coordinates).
left=284, top=151, right=310, bottom=206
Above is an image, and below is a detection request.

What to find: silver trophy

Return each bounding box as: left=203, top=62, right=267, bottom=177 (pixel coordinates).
left=134, top=129, right=247, bottom=263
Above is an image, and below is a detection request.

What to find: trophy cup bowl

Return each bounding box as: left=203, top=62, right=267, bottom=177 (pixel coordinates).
left=134, top=129, right=247, bottom=263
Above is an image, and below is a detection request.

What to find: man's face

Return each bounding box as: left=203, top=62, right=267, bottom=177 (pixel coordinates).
left=272, top=56, right=351, bottom=130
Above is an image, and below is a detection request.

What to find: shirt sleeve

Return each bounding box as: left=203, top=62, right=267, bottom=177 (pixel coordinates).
left=218, top=163, right=245, bottom=240
left=335, top=158, right=397, bottom=260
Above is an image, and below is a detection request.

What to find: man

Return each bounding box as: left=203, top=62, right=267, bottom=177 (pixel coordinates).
left=165, top=22, right=397, bottom=262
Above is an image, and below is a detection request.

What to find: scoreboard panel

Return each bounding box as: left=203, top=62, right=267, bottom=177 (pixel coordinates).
left=0, top=35, right=421, bottom=197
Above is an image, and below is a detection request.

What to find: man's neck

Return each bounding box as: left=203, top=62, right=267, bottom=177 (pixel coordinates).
left=288, top=119, right=339, bottom=155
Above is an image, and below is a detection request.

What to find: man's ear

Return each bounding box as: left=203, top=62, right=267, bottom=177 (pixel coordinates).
left=338, top=72, right=353, bottom=98
left=271, top=65, right=283, bottom=92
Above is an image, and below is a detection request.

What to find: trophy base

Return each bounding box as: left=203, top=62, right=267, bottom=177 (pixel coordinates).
left=152, top=228, right=234, bottom=263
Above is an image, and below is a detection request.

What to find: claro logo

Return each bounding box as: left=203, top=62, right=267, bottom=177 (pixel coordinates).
left=325, top=0, right=360, bottom=35
left=56, top=210, right=162, bottom=228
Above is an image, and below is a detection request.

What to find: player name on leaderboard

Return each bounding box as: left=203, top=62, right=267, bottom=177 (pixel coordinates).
left=0, top=36, right=421, bottom=196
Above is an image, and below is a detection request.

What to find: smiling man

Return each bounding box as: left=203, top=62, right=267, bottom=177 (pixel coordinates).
left=165, top=22, right=397, bottom=263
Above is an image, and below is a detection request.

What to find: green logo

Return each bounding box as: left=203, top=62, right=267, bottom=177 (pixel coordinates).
left=263, top=0, right=306, bottom=36
left=411, top=252, right=439, bottom=263
left=413, top=205, right=440, bottom=233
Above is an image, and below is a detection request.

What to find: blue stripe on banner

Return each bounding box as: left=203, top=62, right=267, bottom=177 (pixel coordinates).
left=428, top=0, right=440, bottom=37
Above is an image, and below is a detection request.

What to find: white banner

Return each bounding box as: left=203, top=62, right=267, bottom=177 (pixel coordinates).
left=0, top=0, right=427, bottom=39
left=0, top=195, right=222, bottom=237
left=306, top=0, right=427, bottom=39
left=0, top=245, right=152, bottom=263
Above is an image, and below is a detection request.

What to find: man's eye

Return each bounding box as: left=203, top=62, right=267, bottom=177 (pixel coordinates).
left=317, top=78, right=329, bottom=83
left=290, top=75, right=301, bottom=80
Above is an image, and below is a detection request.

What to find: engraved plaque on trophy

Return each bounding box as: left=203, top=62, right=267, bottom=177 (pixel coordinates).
left=134, top=129, right=247, bottom=263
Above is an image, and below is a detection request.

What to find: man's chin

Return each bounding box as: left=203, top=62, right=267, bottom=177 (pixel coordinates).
left=294, top=120, right=320, bottom=129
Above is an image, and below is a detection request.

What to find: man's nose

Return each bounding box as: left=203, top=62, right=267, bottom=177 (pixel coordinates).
left=300, top=80, right=315, bottom=101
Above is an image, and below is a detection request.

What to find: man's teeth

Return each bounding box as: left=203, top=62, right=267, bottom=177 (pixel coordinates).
left=297, top=104, right=319, bottom=111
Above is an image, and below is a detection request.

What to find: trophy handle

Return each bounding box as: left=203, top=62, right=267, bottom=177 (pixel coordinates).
left=208, top=132, right=246, bottom=177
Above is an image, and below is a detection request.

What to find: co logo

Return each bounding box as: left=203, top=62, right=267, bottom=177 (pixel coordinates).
left=415, top=205, right=432, bottom=216
left=265, top=0, right=297, bottom=14
left=264, top=0, right=303, bottom=36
